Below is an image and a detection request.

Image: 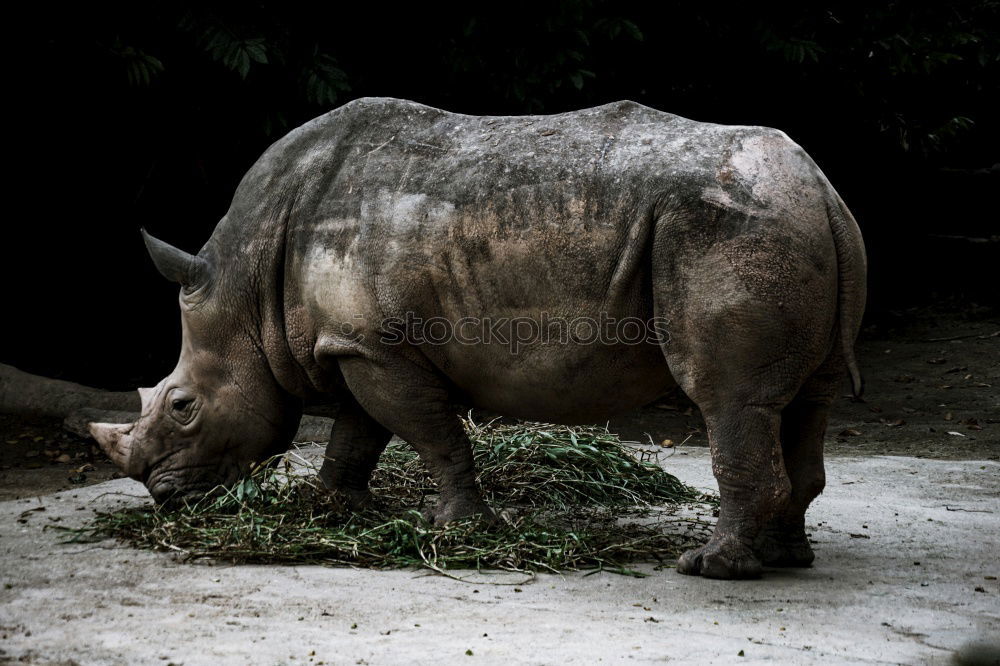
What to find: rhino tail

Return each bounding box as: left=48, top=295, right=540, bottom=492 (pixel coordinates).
left=824, top=184, right=867, bottom=398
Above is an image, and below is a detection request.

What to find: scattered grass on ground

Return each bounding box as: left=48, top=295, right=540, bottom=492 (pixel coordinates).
left=62, top=418, right=716, bottom=577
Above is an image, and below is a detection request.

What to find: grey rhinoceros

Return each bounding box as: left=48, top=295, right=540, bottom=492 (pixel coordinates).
left=91, top=97, right=865, bottom=579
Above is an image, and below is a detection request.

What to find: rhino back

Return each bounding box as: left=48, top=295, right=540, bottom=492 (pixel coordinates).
left=278, top=98, right=752, bottom=320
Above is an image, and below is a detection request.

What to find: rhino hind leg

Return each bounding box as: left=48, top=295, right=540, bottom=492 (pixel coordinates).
left=754, top=354, right=842, bottom=567
left=751, top=400, right=825, bottom=568
left=675, top=403, right=790, bottom=579
left=653, top=205, right=841, bottom=578
left=318, top=395, right=393, bottom=509
left=335, top=354, right=494, bottom=526
left=659, top=315, right=827, bottom=579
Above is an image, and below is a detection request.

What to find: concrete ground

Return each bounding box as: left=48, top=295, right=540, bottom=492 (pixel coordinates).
left=1, top=447, right=998, bottom=666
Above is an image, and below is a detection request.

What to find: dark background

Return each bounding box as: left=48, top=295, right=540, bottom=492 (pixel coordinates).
left=5, top=1, right=999, bottom=389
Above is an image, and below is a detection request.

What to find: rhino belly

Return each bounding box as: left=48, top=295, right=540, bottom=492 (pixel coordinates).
left=430, top=334, right=674, bottom=424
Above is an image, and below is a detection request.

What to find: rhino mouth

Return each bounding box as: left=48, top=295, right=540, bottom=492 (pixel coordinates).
left=150, top=481, right=212, bottom=507
left=148, top=468, right=226, bottom=508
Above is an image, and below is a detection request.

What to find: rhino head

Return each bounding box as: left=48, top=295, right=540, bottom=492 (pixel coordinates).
left=90, top=231, right=301, bottom=505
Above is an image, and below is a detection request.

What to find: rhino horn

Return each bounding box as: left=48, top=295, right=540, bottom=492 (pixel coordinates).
left=141, top=229, right=211, bottom=289
left=137, top=386, right=156, bottom=414
left=89, top=421, right=141, bottom=478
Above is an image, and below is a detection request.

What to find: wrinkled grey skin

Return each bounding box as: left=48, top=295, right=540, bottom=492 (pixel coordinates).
left=91, top=97, right=865, bottom=579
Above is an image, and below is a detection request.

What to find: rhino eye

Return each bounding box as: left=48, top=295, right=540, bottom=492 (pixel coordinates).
left=172, top=398, right=194, bottom=412
left=166, top=388, right=197, bottom=422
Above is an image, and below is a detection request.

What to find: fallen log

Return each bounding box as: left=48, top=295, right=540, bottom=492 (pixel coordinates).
left=1, top=363, right=335, bottom=443
left=0, top=363, right=139, bottom=417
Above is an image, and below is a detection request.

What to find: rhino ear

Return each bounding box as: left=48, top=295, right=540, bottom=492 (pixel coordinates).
left=141, top=229, right=211, bottom=290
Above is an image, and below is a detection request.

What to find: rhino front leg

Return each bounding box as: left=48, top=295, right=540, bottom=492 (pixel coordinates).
left=336, top=354, right=493, bottom=525
left=411, top=418, right=493, bottom=525
left=318, top=396, right=393, bottom=509
left=676, top=405, right=791, bottom=579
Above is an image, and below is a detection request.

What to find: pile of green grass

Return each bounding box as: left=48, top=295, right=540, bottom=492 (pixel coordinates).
left=65, top=418, right=716, bottom=577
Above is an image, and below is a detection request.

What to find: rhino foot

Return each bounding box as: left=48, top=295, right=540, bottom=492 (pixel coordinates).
left=423, top=494, right=496, bottom=527
left=319, top=482, right=375, bottom=511
left=753, top=525, right=815, bottom=567
left=676, top=535, right=762, bottom=579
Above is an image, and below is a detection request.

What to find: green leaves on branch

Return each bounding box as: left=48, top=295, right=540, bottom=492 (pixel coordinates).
left=175, top=13, right=350, bottom=113
left=449, top=5, right=644, bottom=110
left=762, top=34, right=825, bottom=64
left=593, top=17, right=643, bottom=42
left=186, top=22, right=269, bottom=79
left=569, top=69, right=595, bottom=91
left=112, top=42, right=164, bottom=87
left=302, top=53, right=350, bottom=106
left=881, top=114, right=976, bottom=154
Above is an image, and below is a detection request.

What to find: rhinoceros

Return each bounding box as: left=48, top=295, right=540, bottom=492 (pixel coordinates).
left=90, top=97, right=865, bottom=579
